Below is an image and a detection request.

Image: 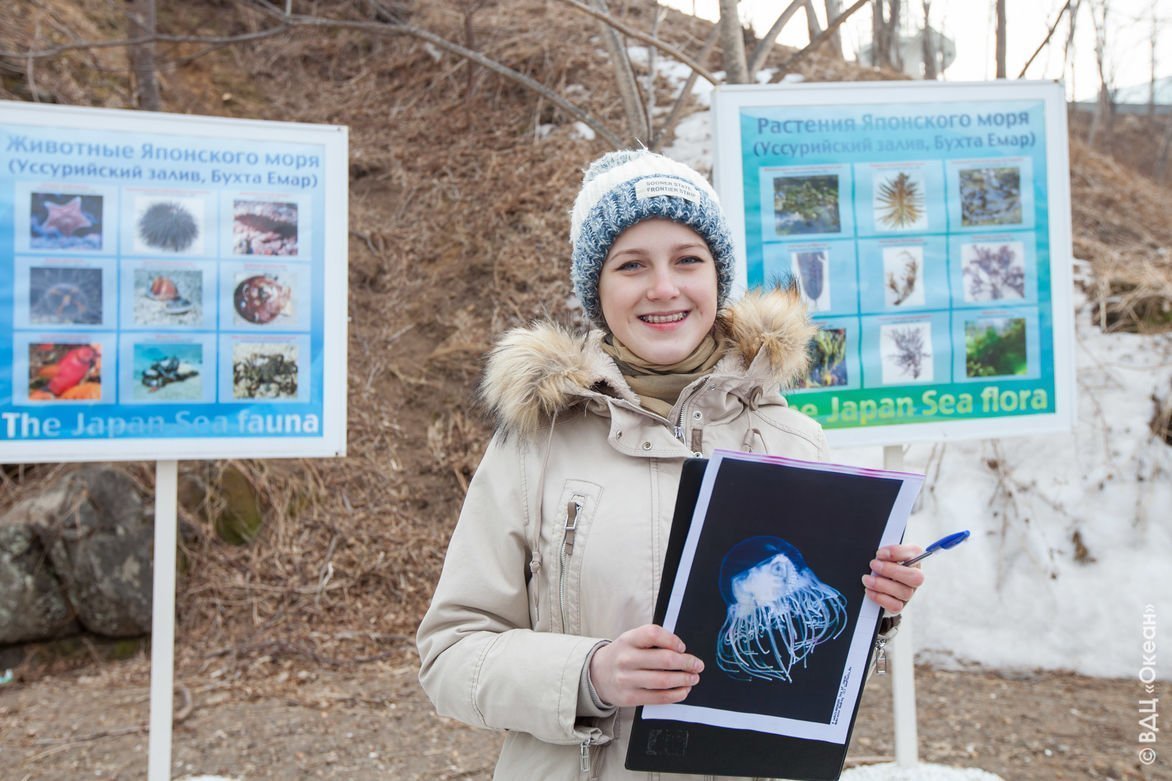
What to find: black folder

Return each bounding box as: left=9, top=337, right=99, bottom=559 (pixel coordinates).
left=625, top=458, right=891, bottom=780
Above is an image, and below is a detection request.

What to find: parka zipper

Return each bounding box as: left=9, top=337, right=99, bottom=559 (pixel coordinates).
left=580, top=735, right=600, bottom=776
left=559, top=498, right=583, bottom=634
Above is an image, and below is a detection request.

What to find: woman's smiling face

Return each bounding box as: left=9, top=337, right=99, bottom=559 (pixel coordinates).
left=598, top=218, right=718, bottom=365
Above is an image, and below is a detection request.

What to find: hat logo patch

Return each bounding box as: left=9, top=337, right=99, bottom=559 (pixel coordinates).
left=634, top=177, right=701, bottom=204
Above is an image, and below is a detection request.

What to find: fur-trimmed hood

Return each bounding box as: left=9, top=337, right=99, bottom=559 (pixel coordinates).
left=482, top=285, right=815, bottom=436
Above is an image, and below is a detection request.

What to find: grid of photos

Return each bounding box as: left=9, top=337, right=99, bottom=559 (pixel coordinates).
left=14, top=182, right=314, bottom=407
left=772, top=155, right=1038, bottom=393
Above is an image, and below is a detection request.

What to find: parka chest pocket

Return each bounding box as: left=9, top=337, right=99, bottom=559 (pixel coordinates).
left=551, top=480, right=602, bottom=636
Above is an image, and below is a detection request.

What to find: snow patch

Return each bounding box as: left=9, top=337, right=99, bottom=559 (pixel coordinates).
left=842, top=763, right=1006, bottom=781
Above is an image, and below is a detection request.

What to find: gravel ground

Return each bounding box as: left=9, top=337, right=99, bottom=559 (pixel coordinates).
left=0, top=655, right=1164, bottom=780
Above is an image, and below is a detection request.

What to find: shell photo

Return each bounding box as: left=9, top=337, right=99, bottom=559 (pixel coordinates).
left=962, top=241, right=1026, bottom=302
left=772, top=174, right=841, bottom=235
left=965, top=317, right=1028, bottom=378
left=29, top=266, right=104, bottom=325
left=133, top=269, right=203, bottom=327
left=958, top=165, right=1023, bottom=227
left=791, top=250, right=830, bottom=312
left=27, top=342, right=103, bottom=401
left=233, top=273, right=294, bottom=325
left=880, top=321, right=934, bottom=384
left=873, top=171, right=928, bottom=231
left=133, top=195, right=205, bottom=254
left=29, top=192, right=104, bottom=251
left=232, top=342, right=299, bottom=400
left=132, top=343, right=203, bottom=402
left=233, top=200, right=299, bottom=256
left=882, top=246, right=925, bottom=307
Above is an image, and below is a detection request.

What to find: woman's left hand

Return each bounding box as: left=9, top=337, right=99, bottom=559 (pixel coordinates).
left=862, top=544, right=925, bottom=614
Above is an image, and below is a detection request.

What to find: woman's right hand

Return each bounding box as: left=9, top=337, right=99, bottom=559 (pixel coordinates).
left=589, top=624, right=704, bottom=707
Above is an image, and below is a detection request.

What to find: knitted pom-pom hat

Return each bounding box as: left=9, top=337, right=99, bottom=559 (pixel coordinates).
left=569, top=149, right=735, bottom=325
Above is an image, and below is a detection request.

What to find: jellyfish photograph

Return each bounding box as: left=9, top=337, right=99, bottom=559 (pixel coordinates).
left=715, top=536, right=848, bottom=684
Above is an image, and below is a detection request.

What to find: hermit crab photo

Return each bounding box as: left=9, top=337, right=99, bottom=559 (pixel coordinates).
left=232, top=342, right=299, bottom=400
left=133, top=269, right=202, bottom=326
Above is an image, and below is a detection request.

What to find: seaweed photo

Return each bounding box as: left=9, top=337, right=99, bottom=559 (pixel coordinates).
left=962, top=242, right=1026, bottom=302
left=965, top=317, right=1028, bottom=378
left=881, top=322, right=933, bottom=384
left=800, top=327, right=848, bottom=388
left=873, top=171, right=927, bottom=231
left=233, top=200, right=299, bottom=256
left=791, top=250, right=830, bottom=311
left=132, top=343, right=203, bottom=401
left=715, top=536, right=848, bottom=683
left=27, top=343, right=102, bottom=401
left=29, top=267, right=103, bottom=325
left=133, top=269, right=203, bottom=327
left=773, top=174, right=841, bottom=235
left=233, top=342, right=299, bottom=399
left=882, top=246, right=924, bottom=307
left=134, top=196, right=204, bottom=254
left=30, top=193, right=103, bottom=250
left=959, top=166, right=1022, bottom=226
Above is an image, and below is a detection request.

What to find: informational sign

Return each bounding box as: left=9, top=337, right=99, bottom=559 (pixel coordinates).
left=0, top=102, right=347, bottom=461
left=713, top=81, right=1074, bottom=447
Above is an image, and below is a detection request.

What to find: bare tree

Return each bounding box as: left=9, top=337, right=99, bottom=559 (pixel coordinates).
left=1017, top=0, right=1074, bottom=79
left=804, top=0, right=823, bottom=41
left=718, top=0, right=749, bottom=83
left=871, top=0, right=902, bottom=71
left=994, top=0, right=1006, bottom=78
left=921, top=0, right=936, bottom=79
left=126, top=0, right=160, bottom=110
left=823, top=0, right=844, bottom=58
left=1148, top=4, right=1158, bottom=117
left=1087, top=0, right=1114, bottom=147
left=590, top=0, right=649, bottom=142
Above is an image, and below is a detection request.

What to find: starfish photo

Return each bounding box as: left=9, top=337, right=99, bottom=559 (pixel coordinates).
left=41, top=196, right=93, bottom=236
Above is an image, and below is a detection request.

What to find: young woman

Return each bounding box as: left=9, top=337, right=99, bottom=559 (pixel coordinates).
left=417, top=150, right=925, bottom=780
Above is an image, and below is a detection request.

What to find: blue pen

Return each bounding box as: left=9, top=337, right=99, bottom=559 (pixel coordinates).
left=899, top=530, right=970, bottom=566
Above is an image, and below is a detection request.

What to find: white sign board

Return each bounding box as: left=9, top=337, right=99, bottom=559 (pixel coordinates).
left=0, top=102, right=347, bottom=461
left=713, top=81, right=1075, bottom=448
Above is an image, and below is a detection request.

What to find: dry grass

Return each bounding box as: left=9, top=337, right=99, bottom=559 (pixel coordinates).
left=1, top=0, right=1170, bottom=683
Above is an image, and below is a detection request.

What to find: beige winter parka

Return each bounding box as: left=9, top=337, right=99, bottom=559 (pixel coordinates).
left=417, top=287, right=830, bottom=780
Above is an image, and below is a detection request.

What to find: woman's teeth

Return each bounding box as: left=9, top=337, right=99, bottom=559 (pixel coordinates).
left=640, top=312, right=687, bottom=324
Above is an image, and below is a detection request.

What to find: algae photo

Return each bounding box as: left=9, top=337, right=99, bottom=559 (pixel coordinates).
left=882, top=246, right=924, bottom=307
left=881, top=322, right=933, bottom=383
left=874, top=171, right=927, bottom=231
left=773, top=174, right=841, bottom=235
left=801, top=327, right=848, bottom=388
left=792, top=249, right=830, bottom=311
left=965, top=317, right=1028, bottom=377
left=962, top=242, right=1026, bottom=302
left=959, top=166, right=1023, bottom=226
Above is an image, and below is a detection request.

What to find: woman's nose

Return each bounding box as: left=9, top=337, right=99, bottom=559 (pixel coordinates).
left=647, top=268, right=679, bottom=299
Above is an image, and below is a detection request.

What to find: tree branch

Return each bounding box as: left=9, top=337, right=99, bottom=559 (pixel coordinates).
left=1017, top=0, right=1074, bottom=79
left=246, top=3, right=626, bottom=147
left=747, top=0, right=804, bottom=78
left=774, top=0, right=869, bottom=78
left=651, top=22, right=719, bottom=150
left=586, top=0, right=649, bottom=142
left=718, top=0, right=749, bottom=83
left=554, top=0, right=717, bottom=85
left=0, top=26, right=291, bottom=60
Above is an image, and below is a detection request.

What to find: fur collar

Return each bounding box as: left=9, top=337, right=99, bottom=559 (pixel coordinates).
left=481, top=285, right=814, bottom=436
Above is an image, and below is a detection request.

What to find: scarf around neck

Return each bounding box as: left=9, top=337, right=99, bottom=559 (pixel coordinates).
left=600, top=332, right=722, bottom=419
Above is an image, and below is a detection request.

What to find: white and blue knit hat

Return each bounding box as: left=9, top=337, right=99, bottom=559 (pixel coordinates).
left=569, top=149, right=735, bottom=324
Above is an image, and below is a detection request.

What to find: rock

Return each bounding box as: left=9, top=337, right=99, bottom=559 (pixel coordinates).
left=41, top=466, right=153, bottom=637
left=0, top=489, right=77, bottom=644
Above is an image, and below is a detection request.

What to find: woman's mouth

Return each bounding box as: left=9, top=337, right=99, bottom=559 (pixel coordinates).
left=639, top=312, right=688, bottom=324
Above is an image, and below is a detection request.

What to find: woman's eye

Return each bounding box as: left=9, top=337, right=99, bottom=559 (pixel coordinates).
left=617, top=261, right=642, bottom=271
left=679, top=255, right=706, bottom=265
